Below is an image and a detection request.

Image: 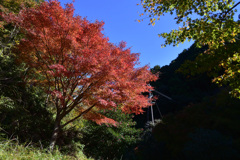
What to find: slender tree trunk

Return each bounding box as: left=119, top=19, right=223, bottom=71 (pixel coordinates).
left=49, top=115, right=61, bottom=152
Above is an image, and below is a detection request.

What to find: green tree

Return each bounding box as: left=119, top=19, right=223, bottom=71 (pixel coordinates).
left=0, top=0, right=42, bottom=55
left=150, top=65, right=161, bottom=74
left=140, top=0, right=240, bottom=98
left=0, top=0, right=53, bottom=145
left=0, top=0, right=40, bottom=13
left=79, top=109, right=142, bottom=160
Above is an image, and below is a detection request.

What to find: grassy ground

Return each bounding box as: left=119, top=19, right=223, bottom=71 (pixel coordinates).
left=0, top=139, right=93, bottom=160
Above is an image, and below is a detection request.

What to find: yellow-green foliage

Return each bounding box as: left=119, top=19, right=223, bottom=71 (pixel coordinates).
left=0, top=0, right=42, bottom=13
left=141, top=0, right=240, bottom=98
left=0, top=139, right=93, bottom=160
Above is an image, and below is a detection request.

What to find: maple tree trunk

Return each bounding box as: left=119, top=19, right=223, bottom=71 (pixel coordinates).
left=49, top=115, right=61, bottom=152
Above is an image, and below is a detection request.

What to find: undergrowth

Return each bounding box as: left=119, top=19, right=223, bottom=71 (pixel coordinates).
left=0, top=139, right=92, bottom=160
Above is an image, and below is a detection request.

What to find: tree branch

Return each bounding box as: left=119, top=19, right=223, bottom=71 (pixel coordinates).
left=61, top=104, right=95, bottom=128
left=64, top=78, right=100, bottom=115
left=219, top=1, right=240, bottom=21
left=224, top=1, right=240, bottom=17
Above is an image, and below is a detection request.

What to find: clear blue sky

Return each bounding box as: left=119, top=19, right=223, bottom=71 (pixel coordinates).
left=58, top=0, right=194, bottom=68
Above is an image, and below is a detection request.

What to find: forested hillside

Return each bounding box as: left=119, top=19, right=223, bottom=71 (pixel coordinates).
left=135, top=44, right=218, bottom=126
left=151, top=44, right=214, bottom=114
left=133, top=43, right=240, bottom=159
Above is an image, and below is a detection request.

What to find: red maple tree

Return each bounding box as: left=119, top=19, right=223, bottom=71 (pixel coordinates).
left=3, top=0, right=157, bottom=150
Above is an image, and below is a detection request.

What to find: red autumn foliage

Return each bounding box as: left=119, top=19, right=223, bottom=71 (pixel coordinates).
left=3, top=0, right=157, bottom=149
